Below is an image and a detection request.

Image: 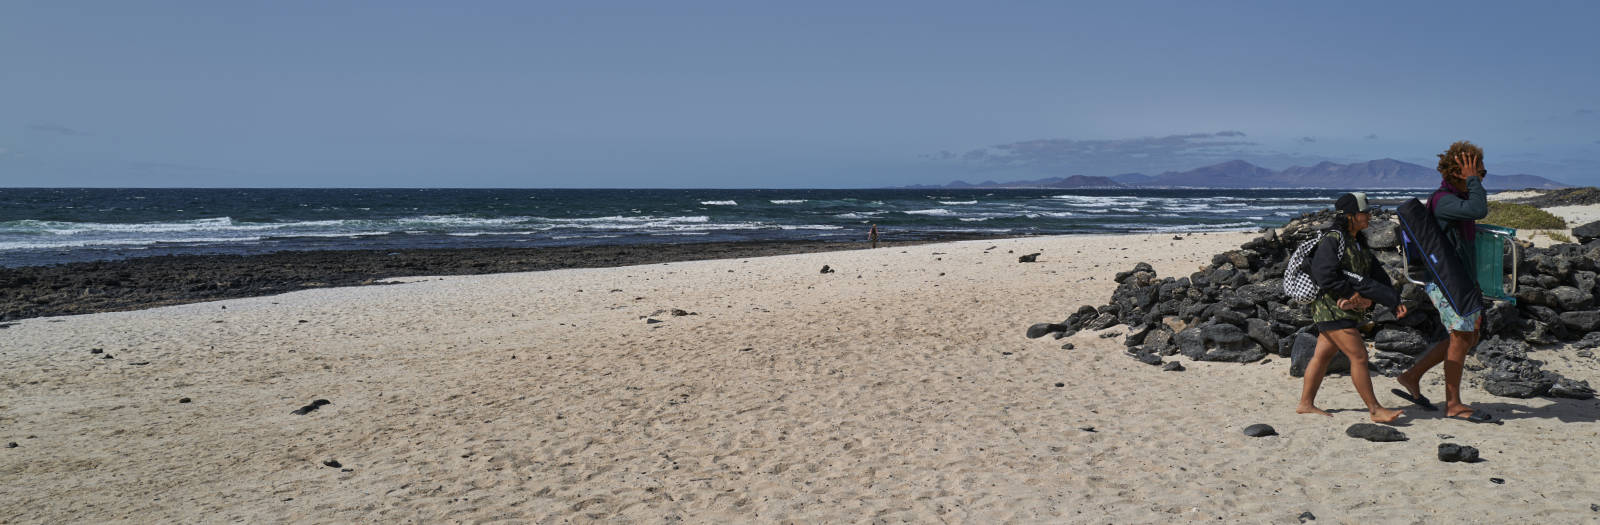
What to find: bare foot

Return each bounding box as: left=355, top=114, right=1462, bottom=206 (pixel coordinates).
left=1370, top=407, right=1404, bottom=423
left=1445, top=403, right=1475, bottom=419
left=1396, top=374, right=1423, bottom=398
left=1297, top=404, right=1331, bottom=417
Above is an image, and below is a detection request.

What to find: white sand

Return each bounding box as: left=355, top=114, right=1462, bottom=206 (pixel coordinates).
left=3, top=233, right=1599, bottom=523
left=1487, top=190, right=1546, bottom=202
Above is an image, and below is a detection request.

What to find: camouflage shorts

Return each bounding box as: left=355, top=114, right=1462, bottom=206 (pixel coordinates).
left=1425, top=282, right=1480, bottom=333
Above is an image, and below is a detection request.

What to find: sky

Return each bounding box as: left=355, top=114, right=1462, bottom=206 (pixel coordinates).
left=3, top=1, right=1598, bottom=188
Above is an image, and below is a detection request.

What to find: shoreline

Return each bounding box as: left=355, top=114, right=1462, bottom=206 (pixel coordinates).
left=0, top=234, right=1018, bottom=322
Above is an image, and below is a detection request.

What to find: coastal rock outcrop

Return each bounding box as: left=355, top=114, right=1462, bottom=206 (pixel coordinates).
left=1032, top=207, right=1600, bottom=400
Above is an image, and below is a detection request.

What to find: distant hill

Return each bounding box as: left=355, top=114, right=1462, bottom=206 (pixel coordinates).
left=914, top=158, right=1569, bottom=190
left=908, top=175, right=1124, bottom=189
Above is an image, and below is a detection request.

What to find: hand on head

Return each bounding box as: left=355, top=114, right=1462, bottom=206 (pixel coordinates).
left=1456, top=152, right=1485, bottom=181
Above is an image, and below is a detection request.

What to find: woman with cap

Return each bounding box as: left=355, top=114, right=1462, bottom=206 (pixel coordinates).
left=1297, top=192, right=1408, bottom=423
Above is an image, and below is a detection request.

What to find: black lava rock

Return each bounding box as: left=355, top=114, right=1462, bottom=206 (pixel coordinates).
left=1373, top=328, right=1428, bottom=355
left=1438, top=443, right=1481, bottom=463
left=1549, top=378, right=1597, bottom=399
left=1018, top=253, right=1040, bottom=263
left=1288, top=333, right=1350, bottom=377
left=1161, top=361, right=1184, bottom=372
left=1574, top=220, right=1600, bottom=244
left=1345, top=423, right=1408, bottom=442
left=1242, top=424, right=1277, bottom=437
left=1060, top=343, right=1075, bottom=350
left=1559, top=310, right=1600, bottom=332
left=1026, top=323, right=1064, bottom=339
left=323, top=459, right=342, bottom=468
left=178, top=397, right=191, bottom=403
left=5, top=442, right=15, bottom=448
left=291, top=399, right=332, bottom=416
left=1298, top=511, right=1316, bottom=523
left=819, top=265, right=834, bottom=274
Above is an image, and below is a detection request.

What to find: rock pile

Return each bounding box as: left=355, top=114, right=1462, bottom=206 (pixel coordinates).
left=1028, top=208, right=1597, bottom=400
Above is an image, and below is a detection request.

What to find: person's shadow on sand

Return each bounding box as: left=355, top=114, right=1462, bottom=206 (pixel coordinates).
left=1400, top=397, right=1600, bottom=424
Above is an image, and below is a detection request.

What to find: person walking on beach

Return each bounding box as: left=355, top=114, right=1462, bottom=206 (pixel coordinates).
left=1393, top=142, right=1494, bottom=422
left=1297, top=192, right=1406, bottom=423
left=868, top=224, right=880, bottom=249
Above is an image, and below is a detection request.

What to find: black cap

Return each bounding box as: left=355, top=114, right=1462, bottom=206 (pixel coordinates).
left=1334, top=192, right=1372, bottom=215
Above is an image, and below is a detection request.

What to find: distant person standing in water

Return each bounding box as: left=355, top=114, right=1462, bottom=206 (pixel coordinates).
left=868, top=224, right=880, bottom=248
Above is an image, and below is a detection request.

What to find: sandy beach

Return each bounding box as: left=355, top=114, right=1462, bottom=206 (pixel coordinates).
left=3, top=232, right=1599, bottom=523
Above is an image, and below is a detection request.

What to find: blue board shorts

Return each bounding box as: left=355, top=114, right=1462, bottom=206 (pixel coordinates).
left=1425, top=282, right=1480, bottom=333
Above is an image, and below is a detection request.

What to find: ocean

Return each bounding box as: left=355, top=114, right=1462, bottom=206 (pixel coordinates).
left=0, top=188, right=1423, bottom=267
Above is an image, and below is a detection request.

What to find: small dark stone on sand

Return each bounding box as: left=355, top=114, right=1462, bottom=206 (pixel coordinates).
left=323, top=460, right=342, bottom=468
left=1242, top=424, right=1277, bottom=437
left=1590, top=503, right=1597, bottom=512
left=1346, top=423, right=1408, bottom=442
left=1079, top=426, right=1096, bottom=432
left=1173, top=235, right=1184, bottom=241
left=1097, top=331, right=1121, bottom=339
left=298, top=320, right=307, bottom=323
left=1490, top=477, right=1505, bottom=485
left=178, top=397, right=191, bottom=403
left=1162, top=361, right=1185, bottom=371
left=5, top=442, right=16, bottom=448
left=645, top=318, right=662, bottom=324
left=1298, top=511, right=1316, bottom=522
left=1054, top=382, right=1065, bottom=387
left=1060, top=343, right=1074, bottom=350
left=1018, top=253, right=1040, bottom=263
left=291, top=399, right=332, bottom=415
left=820, top=265, right=834, bottom=274
left=1437, top=434, right=1454, bottom=440
left=1438, top=443, right=1481, bottom=463
left=89, top=348, right=103, bottom=354
left=670, top=309, right=691, bottom=316
left=102, top=354, right=113, bottom=359
left=130, top=361, right=149, bottom=366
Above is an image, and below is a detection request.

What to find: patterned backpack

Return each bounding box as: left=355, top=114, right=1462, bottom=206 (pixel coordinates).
left=1281, top=230, right=1345, bottom=304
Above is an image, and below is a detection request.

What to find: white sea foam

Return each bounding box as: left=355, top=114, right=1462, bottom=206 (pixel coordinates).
left=700, top=200, right=738, bottom=206
left=905, top=209, right=955, bottom=216
left=769, top=200, right=807, bottom=204
left=959, top=217, right=990, bottom=222
left=939, top=200, right=977, bottom=205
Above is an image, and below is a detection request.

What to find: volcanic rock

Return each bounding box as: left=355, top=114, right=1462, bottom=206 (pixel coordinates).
left=1574, top=220, right=1600, bottom=244
left=1345, top=423, right=1408, bottom=442
left=1438, top=443, right=1481, bottom=463
left=1242, top=424, right=1277, bottom=437
left=1559, top=310, right=1600, bottom=332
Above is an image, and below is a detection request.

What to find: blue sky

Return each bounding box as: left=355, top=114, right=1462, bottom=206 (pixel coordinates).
left=3, top=1, right=1598, bottom=188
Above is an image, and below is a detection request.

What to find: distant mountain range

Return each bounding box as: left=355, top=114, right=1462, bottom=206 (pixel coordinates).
left=908, top=158, right=1569, bottom=190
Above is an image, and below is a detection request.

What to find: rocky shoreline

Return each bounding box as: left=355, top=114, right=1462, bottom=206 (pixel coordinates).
left=0, top=237, right=998, bottom=322
left=1030, top=208, right=1598, bottom=401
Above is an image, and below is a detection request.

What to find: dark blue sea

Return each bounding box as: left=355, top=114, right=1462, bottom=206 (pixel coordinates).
left=0, top=188, right=1419, bottom=267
